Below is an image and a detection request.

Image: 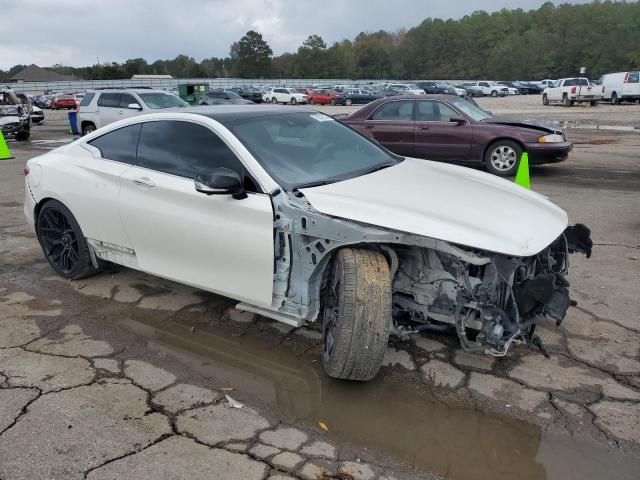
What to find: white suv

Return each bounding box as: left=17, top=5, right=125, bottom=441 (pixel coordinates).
left=264, top=87, right=308, bottom=105
left=77, top=88, right=188, bottom=135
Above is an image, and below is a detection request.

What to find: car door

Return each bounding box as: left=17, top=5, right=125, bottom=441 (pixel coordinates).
left=96, top=93, right=121, bottom=126
left=548, top=80, right=563, bottom=101
left=118, top=119, right=274, bottom=307
left=74, top=124, right=141, bottom=251
left=479, top=82, right=490, bottom=95
left=413, top=100, right=473, bottom=161
left=116, top=93, right=141, bottom=121
left=362, top=100, right=414, bottom=157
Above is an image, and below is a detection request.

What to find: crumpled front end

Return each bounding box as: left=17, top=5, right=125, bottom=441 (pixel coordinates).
left=391, top=224, right=593, bottom=356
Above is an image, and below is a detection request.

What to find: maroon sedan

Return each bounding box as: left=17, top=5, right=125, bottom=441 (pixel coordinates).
left=339, top=95, right=572, bottom=176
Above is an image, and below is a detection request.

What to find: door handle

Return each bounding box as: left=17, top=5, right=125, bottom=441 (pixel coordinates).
left=418, top=126, right=430, bottom=130
left=132, top=177, right=155, bottom=187
left=365, top=125, right=374, bottom=129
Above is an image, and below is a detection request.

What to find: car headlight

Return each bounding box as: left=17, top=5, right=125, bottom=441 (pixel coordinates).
left=538, top=134, right=564, bottom=143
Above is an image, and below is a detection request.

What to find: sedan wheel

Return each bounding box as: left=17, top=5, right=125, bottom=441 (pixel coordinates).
left=36, top=200, right=102, bottom=279
left=485, top=140, right=522, bottom=177
left=345, top=98, right=352, bottom=106
left=542, top=94, right=549, bottom=105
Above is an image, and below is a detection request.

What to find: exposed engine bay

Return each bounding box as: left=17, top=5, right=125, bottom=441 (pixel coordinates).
left=390, top=224, right=593, bottom=356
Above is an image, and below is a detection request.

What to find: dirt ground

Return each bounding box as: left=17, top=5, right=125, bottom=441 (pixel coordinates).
left=1, top=105, right=639, bottom=480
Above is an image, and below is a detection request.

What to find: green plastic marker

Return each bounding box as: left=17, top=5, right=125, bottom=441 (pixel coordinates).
left=514, top=152, right=530, bottom=189
left=0, top=131, right=14, bottom=160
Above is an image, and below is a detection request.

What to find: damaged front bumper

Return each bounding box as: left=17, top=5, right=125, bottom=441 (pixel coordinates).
left=392, top=224, right=593, bottom=357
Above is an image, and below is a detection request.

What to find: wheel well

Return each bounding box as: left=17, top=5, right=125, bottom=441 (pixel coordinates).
left=80, top=120, right=95, bottom=130
left=481, top=138, right=525, bottom=162
left=33, top=197, right=56, bottom=233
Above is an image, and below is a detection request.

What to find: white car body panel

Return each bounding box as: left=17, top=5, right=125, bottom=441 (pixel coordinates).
left=601, top=71, right=640, bottom=101
left=25, top=112, right=278, bottom=307
left=300, top=158, right=567, bottom=257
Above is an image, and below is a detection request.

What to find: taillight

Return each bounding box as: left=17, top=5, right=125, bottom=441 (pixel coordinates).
left=23, top=165, right=30, bottom=176
left=601, top=86, right=605, bottom=93
left=571, top=86, right=577, bottom=94
left=624, top=73, right=629, bottom=83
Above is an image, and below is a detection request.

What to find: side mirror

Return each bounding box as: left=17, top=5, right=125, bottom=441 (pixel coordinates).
left=195, top=168, right=247, bottom=200
left=449, top=115, right=466, bottom=124
left=127, top=103, right=142, bottom=110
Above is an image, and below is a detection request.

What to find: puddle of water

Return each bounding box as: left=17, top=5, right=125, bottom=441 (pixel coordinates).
left=119, top=314, right=640, bottom=480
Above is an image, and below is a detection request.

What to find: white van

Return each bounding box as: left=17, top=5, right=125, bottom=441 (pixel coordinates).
left=600, top=72, right=640, bottom=104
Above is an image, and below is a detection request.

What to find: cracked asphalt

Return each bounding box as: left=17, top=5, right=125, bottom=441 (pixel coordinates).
left=1, top=104, right=639, bottom=480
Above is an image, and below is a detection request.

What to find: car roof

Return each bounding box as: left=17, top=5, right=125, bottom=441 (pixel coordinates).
left=88, top=88, right=169, bottom=94
left=167, top=105, right=312, bottom=123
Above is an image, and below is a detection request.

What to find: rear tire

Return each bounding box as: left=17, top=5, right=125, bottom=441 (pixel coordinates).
left=322, top=248, right=392, bottom=381
left=344, top=98, right=352, bottom=106
left=484, top=140, right=522, bottom=177
left=563, top=95, right=572, bottom=107
left=611, top=92, right=619, bottom=105
left=309, top=98, right=315, bottom=105
left=542, top=94, right=549, bottom=105
left=590, top=100, right=598, bottom=107
left=36, top=200, right=103, bottom=280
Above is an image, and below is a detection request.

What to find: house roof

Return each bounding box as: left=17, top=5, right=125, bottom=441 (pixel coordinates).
left=10, top=64, right=81, bottom=82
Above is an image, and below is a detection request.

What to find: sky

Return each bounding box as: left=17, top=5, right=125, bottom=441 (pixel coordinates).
left=1, top=0, right=591, bottom=70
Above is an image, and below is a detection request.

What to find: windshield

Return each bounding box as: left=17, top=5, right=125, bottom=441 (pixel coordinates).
left=0, top=105, right=20, bottom=116
left=225, top=91, right=242, bottom=99
left=226, top=112, right=400, bottom=191
left=138, top=93, right=188, bottom=109
left=407, top=84, right=421, bottom=90
left=449, top=97, right=492, bottom=121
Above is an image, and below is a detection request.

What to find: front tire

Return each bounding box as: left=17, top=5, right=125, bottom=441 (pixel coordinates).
left=309, top=98, right=316, bottom=105
left=344, top=98, right=352, bottom=106
left=82, top=123, right=96, bottom=136
left=272, top=97, right=278, bottom=104
left=36, top=200, right=103, bottom=280
left=542, top=94, right=549, bottom=105
left=290, top=97, right=297, bottom=105
left=491, top=90, right=498, bottom=97
left=484, top=140, right=522, bottom=177
left=322, top=249, right=391, bottom=381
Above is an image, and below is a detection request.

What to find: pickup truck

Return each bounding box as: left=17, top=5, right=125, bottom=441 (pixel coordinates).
left=542, top=78, right=603, bottom=107
left=464, top=81, right=509, bottom=97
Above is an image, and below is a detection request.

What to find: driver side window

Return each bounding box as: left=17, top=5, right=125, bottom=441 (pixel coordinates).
left=136, top=121, right=257, bottom=191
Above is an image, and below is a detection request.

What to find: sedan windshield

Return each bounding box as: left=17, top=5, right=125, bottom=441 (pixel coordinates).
left=226, top=112, right=400, bottom=190
left=138, top=93, right=188, bottom=109
left=448, top=97, right=492, bottom=121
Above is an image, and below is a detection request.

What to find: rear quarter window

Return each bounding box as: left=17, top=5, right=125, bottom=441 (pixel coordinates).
left=88, top=124, right=141, bottom=164
left=79, top=93, right=95, bottom=106
left=97, top=93, right=119, bottom=107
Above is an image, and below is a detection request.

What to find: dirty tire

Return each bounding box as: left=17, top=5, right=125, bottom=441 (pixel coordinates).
left=563, top=95, right=572, bottom=107
left=611, top=92, right=619, bottom=105
left=36, top=199, right=103, bottom=280
left=491, top=90, right=498, bottom=97
left=542, top=93, right=549, bottom=105
left=322, top=248, right=391, bottom=381
left=590, top=100, right=598, bottom=107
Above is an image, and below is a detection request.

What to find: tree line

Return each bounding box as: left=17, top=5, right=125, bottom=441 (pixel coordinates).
left=2, top=1, right=639, bottom=82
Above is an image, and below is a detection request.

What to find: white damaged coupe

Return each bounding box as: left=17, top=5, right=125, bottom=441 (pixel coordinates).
left=24, top=106, right=592, bottom=381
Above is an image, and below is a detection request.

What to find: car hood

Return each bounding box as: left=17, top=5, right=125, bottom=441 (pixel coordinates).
left=300, top=158, right=567, bottom=257
left=0, top=115, right=23, bottom=125
left=482, top=117, right=563, bottom=134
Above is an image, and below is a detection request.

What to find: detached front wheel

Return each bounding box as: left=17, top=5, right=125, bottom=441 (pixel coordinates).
left=322, top=248, right=391, bottom=381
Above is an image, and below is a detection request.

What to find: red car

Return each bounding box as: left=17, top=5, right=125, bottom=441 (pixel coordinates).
left=339, top=94, right=572, bottom=176
left=50, top=94, right=77, bottom=110
left=307, top=89, right=338, bottom=105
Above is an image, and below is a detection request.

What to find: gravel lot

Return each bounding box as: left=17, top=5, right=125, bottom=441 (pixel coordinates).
left=1, top=104, right=639, bottom=480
